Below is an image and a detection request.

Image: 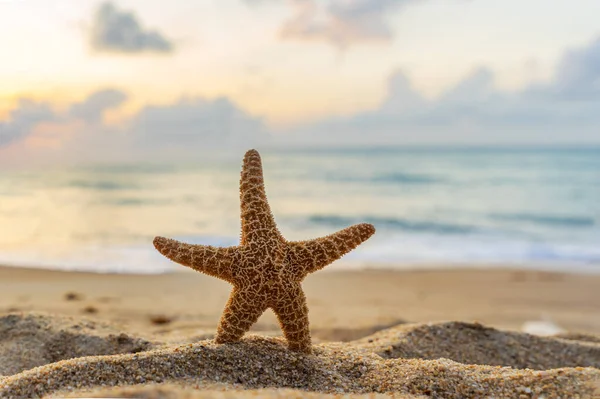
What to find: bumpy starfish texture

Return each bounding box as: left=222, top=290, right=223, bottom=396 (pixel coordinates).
left=153, top=149, right=375, bottom=353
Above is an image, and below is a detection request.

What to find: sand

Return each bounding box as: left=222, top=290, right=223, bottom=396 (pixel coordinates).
left=1, top=265, right=600, bottom=398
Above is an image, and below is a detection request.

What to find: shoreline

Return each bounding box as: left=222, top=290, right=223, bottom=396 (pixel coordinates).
left=1, top=260, right=599, bottom=276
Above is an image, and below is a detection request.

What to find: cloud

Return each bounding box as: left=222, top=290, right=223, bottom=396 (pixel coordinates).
left=277, top=35, right=600, bottom=145
left=0, top=90, right=127, bottom=149
left=537, top=36, right=600, bottom=100
left=279, top=0, right=414, bottom=49
left=69, top=89, right=128, bottom=123
left=90, top=2, right=174, bottom=54
left=0, top=100, right=58, bottom=147
left=128, top=97, right=268, bottom=159
left=379, top=70, right=427, bottom=114
left=0, top=90, right=268, bottom=165
left=2, top=34, right=599, bottom=163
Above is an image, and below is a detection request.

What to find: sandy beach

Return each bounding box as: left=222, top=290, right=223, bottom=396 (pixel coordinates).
left=1, top=265, right=599, bottom=398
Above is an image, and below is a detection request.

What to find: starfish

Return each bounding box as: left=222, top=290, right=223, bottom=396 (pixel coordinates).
left=153, top=149, right=375, bottom=353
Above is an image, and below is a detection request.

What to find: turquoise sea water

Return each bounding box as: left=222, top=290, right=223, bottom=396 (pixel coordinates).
left=0, top=147, right=598, bottom=273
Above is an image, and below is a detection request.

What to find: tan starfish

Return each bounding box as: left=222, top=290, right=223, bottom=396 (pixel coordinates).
left=153, top=149, right=375, bottom=353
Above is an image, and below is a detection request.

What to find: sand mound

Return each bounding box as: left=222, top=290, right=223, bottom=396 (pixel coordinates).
left=0, top=312, right=152, bottom=376
left=0, top=314, right=599, bottom=398
left=1, top=337, right=598, bottom=398
left=356, top=321, right=600, bottom=370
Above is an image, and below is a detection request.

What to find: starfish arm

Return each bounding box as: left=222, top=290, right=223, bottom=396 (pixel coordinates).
left=287, top=223, right=375, bottom=278
left=272, top=284, right=312, bottom=353
left=215, top=288, right=267, bottom=343
left=239, top=149, right=282, bottom=245
left=153, top=236, right=238, bottom=282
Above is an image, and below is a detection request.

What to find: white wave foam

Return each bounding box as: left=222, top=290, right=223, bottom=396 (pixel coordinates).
left=0, top=232, right=599, bottom=274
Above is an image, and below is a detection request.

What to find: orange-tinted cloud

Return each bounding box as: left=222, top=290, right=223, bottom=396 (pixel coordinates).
left=278, top=0, right=415, bottom=49
left=23, top=120, right=86, bottom=150
left=0, top=89, right=268, bottom=166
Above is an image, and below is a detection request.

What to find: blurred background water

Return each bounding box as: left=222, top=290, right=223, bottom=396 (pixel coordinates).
left=0, top=146, right=598, bottom=273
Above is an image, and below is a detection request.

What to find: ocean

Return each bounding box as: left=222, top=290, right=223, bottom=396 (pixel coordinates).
left=0, top=147, right=598, bottom=273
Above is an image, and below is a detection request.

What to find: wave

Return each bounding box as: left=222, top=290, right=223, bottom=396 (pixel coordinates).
left=79, top=164, right=179, bottom=174
left=350, top=233, right=600, bottom=268
left=320, top=172, right=444, bottom=185
left=308, top=215, right=477, bottom=235
left=2, top=232, right=599, bottom=275
left=490, top=213, right=595, bottom=228
left=67, top=180, right=139, bottom=191
left=101, top=197, right=172, bottom=206
left=372, top=172, right=443, bottom=184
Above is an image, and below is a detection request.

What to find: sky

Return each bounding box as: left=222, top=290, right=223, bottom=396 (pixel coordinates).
left=0, top=0, right=599, bottom=165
